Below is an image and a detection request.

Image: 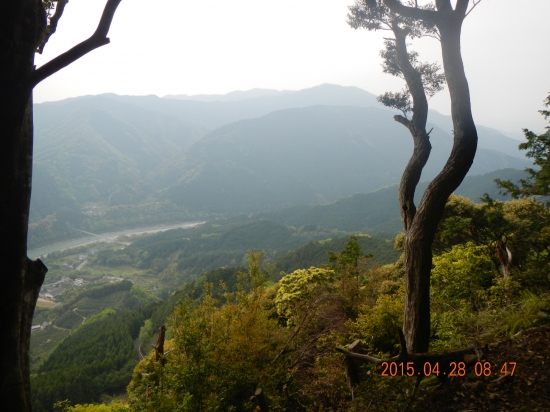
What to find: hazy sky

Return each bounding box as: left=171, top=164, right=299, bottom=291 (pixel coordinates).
left=34, top=0, right=550, bottom=136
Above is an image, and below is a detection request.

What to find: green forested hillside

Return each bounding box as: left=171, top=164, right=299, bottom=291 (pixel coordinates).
left=33, top=95, right=206, bottom=212
left=30, top=192, right=549, bottom=411
left=259, top=168, right=527, bottom=235
left=30, top=276, right=162, bottom=411
left=273, top=235, right=399, bottom=274
left=119, top=195, right=550, bottom=412
left=137, top=234, right=400, bottom=305
left=30, top=280, right=158, bottom=372
left=31, top=306, right=156, bottom=411
left=91, top=219, right=352, bottom=290
left=159, top=106, right=528, bottom=214
left=29, top=85, right=528, bottom=249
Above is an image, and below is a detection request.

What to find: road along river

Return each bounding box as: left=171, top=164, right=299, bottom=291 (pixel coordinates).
left=28, top=221, right=205, bottom=259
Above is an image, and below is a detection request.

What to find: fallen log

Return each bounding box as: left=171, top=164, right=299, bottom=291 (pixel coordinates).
left=337, top=329, right=485, bottom=381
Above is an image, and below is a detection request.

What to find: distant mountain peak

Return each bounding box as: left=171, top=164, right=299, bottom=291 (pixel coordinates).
left=163, top=88, right=292, bottom=102
left=163, top=84, right=376, bottom=104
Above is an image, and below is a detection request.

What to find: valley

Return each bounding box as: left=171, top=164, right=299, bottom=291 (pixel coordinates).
left=28, top=220, right=205, bottom=259
left=27, top=84, right=548, bottom=411
left=29, top=85, right=528, bottom=249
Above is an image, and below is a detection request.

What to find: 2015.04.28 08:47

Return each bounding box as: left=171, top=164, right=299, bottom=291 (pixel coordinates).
left=379, top=361, right=516, bottom=377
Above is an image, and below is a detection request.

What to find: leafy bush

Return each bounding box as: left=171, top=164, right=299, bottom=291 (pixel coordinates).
left=128, top=253, right=289, bottom=411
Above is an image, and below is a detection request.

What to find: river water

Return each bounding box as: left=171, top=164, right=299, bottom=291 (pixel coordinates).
left=28, top=221, right=205, bottom=259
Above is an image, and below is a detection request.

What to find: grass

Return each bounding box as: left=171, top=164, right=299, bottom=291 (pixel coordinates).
left=84, top=264, right=161, bottom=291
left=36, top=298, right=55, bottom=308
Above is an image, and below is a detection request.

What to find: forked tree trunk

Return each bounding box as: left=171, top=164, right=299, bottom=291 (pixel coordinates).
left=381, top=0, right=478, bottom=353
left=401, top=16, right=478, bottom=353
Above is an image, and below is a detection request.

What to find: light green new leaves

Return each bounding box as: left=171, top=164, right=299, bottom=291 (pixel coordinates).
left=275, top=267, right=336, bottom=321
left=431, top=242, right=494, bottom=305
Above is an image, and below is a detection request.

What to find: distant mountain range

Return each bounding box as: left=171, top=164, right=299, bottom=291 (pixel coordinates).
left=156, top=105, right=528, bottom=213
left=256, top=168, right=527, bottom=236
left=30, top=84, right=530, bottom=244
left=164, top=88, right=293, bottom=102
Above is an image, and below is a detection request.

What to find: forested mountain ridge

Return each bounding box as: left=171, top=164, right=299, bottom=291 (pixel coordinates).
left=426, top=109, right=525, bottom=159
left=158, top=105, right=529, bottom=213
left=164, top=87, right=293, bottom=102
left=105, top=83, right=380, bottom=130
left=30, top=85, right=528, bottom=248
left=32, top=95, right=206, bottom=212
left=258, top=168, right=527, bottom=235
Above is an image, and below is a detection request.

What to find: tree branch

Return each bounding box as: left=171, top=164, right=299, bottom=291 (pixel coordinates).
left=383, top=0, right=439, bottom=24
left=31, top=0, right=122, bottom=87
left=455, top=0, right=471, bottom=16
left=391, top=23, right=428, bottom=129
left=37, top=0, right=69, bottom=54
left=465, top=0, right=482, bottom=18
left=394, top=114, right=411, bottom=128
left=337, top=335, right=479, bottom=377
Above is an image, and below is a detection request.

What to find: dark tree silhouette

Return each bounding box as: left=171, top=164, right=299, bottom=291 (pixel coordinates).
left=0, top=1, right=122, bottom=409
left=348, top=0, right=480, bottom=353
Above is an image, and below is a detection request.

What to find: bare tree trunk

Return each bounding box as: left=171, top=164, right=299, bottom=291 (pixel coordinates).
left=1, top=1, right=122, bottom=408
left=0, top=3, right=49, bottom=409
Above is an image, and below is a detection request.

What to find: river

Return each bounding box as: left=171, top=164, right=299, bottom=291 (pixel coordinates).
left=28, top=221, right=205, bottom=259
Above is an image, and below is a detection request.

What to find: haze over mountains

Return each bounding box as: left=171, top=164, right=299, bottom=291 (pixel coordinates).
left=30, top=84, right=529, bottom=245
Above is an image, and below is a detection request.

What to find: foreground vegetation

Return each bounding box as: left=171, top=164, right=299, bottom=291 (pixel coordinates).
left=42, top=191, right=548, bottom=411
left=31, top=104, right=550, bottom=408
left=127, top=198, right=550, bottom=410
left=29, top=192, right=550, bottom=411
left=29, top=222, right=398, bottom=410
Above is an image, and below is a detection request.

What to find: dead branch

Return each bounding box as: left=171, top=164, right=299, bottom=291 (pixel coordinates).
left=337, top=329, right=482, bottom=380
left=37, top=0, right=69, bottom=54
left=465, top=0, right=482, bottom=18
left=32, top=0, right=122, bottom=87
left=344, top=340, right=364, bottom=401
left=393, top=114, right=411, bottom=128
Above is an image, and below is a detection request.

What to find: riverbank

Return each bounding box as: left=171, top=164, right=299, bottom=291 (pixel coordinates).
left=28, top=221, right=205, bottom=259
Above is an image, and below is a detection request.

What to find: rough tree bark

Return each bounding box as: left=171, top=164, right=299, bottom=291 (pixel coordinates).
left=0, top=1, right=122, bottom=410
left=384, top=0, right=479, bottom=353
